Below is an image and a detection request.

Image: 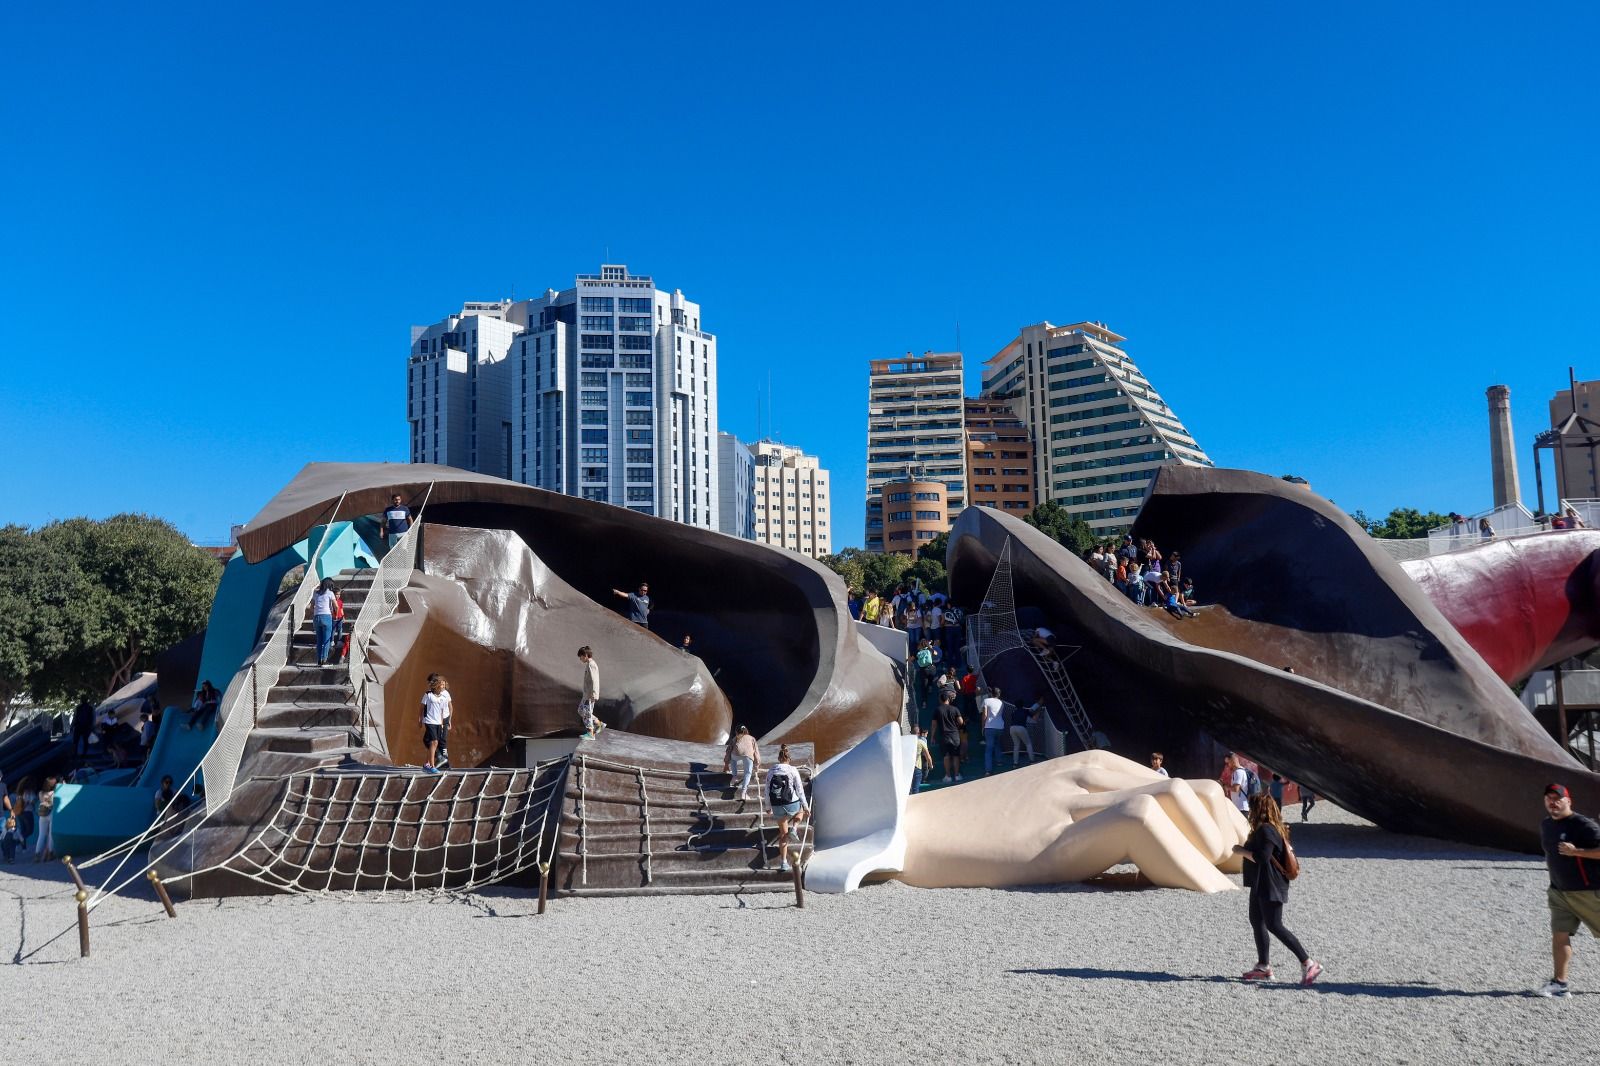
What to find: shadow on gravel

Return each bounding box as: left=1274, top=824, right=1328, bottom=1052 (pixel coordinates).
left=1013, top=968, right=1536, bottom=999
left=1290, top=823, right=1536, bottom=863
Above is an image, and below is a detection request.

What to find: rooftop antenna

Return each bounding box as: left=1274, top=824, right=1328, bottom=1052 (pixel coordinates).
left=768, top=369, right=776, bottom=443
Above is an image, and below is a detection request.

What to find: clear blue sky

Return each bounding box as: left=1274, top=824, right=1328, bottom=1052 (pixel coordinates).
left=3, top=2, right=1596, bottom=546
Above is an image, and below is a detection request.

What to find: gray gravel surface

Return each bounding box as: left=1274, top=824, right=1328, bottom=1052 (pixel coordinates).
left=2, top=805, right=1593, bottom=1064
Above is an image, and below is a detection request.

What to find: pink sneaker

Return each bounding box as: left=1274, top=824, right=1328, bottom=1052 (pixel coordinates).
left=1241, top=965, right=1273, bottom=981
left=1301, top=960, right=1322, bottom=986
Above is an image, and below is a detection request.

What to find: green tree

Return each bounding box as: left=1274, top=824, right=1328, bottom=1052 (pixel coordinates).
left=818, top=547, right=912, bottom=597
left=1350, top=507, right=1453, bottom=540
left=919, top=530, right=951, bottom=567
left=905, top=554, right=948, bottom=595
left=30, top=515, right=221, bottom=700
left=1022, top=501, right=1098, bottom=556
left=0, top=526, right=82, bottom=715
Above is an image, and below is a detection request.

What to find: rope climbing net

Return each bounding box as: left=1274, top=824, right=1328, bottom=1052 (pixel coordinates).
left=967, top=537, right=1027, bottom=670
left=169, top=762, right=570, bottom=896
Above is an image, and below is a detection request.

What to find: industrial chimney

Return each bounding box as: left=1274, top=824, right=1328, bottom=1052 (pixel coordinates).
left=1487, top=385, right=1521, bottom=509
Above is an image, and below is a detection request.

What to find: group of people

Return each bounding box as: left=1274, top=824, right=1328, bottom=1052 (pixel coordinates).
left=0, top=771, right=57, bottom=863
left=718, top=730, right=811, bottom=873
left=1086, top=536, right=1198, bottom=619
left=921, top=683, right=1045, bottom=787
left=850, top=583, right=965, bottom=666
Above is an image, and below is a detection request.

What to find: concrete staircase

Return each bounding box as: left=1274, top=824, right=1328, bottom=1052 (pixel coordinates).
left=247, top=568, right=374, bottom=774
left=553, top=731, right=815, bottom=897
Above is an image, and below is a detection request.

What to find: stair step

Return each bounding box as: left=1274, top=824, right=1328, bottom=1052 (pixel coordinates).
left=253, top=728, right=354, bottom=754
left=255, top=704, right=360, bottom=729
left=266, top=685, right=355, bottom=704
left=275, top=665, right=353, bottom=685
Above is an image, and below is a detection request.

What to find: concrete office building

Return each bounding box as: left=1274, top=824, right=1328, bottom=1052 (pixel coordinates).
left=982, top=321, right=1211, bottom=533
left=750, top=440, right=831, bottom=557
left=879, top=474, right=948, bottom=557
left=964, top=398, right=1035, bottom=516
left=408, top=265, right=720, bottom=529
left=865, top=352, right=966, bottom=551
left=716, top=432, right=755, bottom=540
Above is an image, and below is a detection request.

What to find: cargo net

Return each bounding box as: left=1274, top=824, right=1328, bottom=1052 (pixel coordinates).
left=967, top=537, right=1028, bottom=669
left=163, top=763, right=568, bottom=897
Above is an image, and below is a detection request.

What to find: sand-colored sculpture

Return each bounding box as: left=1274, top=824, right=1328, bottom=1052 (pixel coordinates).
left=1403, top=531, right=1600, bottom=685
left=896, top=751, right=1247, bottom=893
left=368, top=524, right=733, bottom=766
left=948, top=468, right=1600, bottom=852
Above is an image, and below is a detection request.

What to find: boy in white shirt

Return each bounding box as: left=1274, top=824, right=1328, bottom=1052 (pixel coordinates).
left=420, top=675, right=452, bottom=774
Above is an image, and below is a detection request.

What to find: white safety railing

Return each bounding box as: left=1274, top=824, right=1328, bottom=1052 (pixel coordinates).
left=201, top=496, right=346, bottom=815
left=347, top=486, right=432, bottom=756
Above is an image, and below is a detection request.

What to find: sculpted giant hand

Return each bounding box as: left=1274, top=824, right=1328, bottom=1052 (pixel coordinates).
left=896, top=751, right=1247, bottom=893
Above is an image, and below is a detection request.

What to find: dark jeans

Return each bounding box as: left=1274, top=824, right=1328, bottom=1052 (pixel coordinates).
left=1249, top=894, right=1309, bottom=967
left=910, top=768, right=923, bottom=795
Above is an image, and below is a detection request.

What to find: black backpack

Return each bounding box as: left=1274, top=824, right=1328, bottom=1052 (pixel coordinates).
left=768, top=768, right=798, bottom=806
left=1244, top=767, right=1263, bottom=798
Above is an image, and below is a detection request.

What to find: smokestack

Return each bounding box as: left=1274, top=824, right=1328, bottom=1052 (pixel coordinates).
left=1487, top=384, right=1521, bottom=509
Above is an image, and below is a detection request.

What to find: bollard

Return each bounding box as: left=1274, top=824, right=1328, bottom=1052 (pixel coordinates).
left=537, top=863, right=549, bottom=915
left=63, top=858, right=90, bottom=958
left=147, top=870, right=177, bottom=919
left=792, top=861, right=805, bottom=908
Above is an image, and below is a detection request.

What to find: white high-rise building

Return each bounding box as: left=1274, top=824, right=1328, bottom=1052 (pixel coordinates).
left=750, top=440, right=831, bottom=557
left=407, top=265, right=720, bottom=528
left=716, top=432, right=754, bottom=540
left=864, top=352, right=966, bottom=551
left=982, top=321, right=1211, bottom=533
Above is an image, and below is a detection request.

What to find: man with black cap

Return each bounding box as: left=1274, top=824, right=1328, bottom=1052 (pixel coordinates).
left=1537, top=783, right=1600, bottom=998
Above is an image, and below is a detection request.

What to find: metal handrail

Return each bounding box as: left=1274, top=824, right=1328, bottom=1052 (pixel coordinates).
left=201, top=495, right=346, bottom=815
left=345, top=485, right=433, bottom=758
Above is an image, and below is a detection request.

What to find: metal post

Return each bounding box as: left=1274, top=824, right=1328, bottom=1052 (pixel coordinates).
left=1556, top=661, right=1570, bottom=753
left=1534, top=443, right=1546, bottom=518
left=792, top=861, right=805, bottom=908
left=147, top=870, right=177, bottom=918
left=537, top=863, right=550, bottom=915
left=63, top=857, right=90, bottom=958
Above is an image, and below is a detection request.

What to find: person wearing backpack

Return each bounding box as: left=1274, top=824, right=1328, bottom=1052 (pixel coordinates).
left=1221, top=753, right=1252, bottom=813
left=765, top=745, right=810, bottom=874
left=1234, top=792, right=1321, bottom=985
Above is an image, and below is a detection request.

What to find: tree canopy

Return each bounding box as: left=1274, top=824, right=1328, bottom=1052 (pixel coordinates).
left=1348, top=507, right=1453, bottom=540
left=0, top=515, right=220, bottom=712
left=1022, top=501, right=1099, bottom=556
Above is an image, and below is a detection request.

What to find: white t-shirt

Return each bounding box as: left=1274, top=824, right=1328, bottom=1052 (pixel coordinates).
left=982, top=697, right=1006, bottom=730
left=422, top=691, right=451, bottom=726
left=1229, top=767, right=1250, bottom=811
left=1155, top=766, right=1170, bottom=778
left=312, top=589, right=337, bottom=617
left=928, top=606, right=943, bottom=629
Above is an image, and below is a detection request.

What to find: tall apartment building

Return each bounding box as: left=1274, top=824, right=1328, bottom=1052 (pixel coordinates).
left=750, top=440, right=832, bottom=557
left=981, top=321, right=1211, bottom=533
left=407, top=265, right=720, bottom=529
left=879, top=474, right=948, bottom=556
left=407, top=302, right=522, bottom=474
left=964, top=398, right=1035, bottom=516
left=865, top=352, right=966, bottom=551
left=716, top=432, right=755, bottom=540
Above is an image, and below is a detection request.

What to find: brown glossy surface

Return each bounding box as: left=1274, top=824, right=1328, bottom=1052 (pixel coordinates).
left=947, top=468, right=1600, bottom=852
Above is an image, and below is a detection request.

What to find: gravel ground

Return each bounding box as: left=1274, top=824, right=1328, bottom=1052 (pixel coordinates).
left=2, top=805, right=1592, bottom=1064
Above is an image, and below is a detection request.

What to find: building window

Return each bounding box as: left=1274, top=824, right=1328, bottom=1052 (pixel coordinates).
left=581, top=354, right=615, bottom=368
left=618, top=297, right=651, bottom=313
left=580, top=316, right=613, bottom=331
left=625, top=373, right=652, bottom=389
left=581, top=391, right=608, bottom=406
left=626, top=430, right=653, bottom=443
left=626, top=448, right=653, bottom=463
left=889, top=511, right=912, bottom=521
left=619, top=353, right=652, bottom=368
left=582, top=467, right=606, bottom=482
left=915, top=510, right=941, bottom=520
left=619, top=316, right=651, bottom=332
left=581, top=334, right=614, bottom=350
left=626, top=487, right=654, bottom=502
left=581, top=448, right=608, bottom=463
left=619, top=336, right=652, bottom=351
left=581, top=372, right=607, bottom=388
left=581, top=297, right=614, bottom=312
left=626, top=467, right=652, bottom=484
left=581, top=411, right=608, bottom=425
left=581, top=429, right=607, bottom=444
left=625, top=410, right=651, bottom=425
left=625, top=392, right=652, bottom=407
left=582, top=487, right=608, bottom=502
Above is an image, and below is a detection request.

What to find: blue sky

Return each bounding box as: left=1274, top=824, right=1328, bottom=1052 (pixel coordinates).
left=3, top=2, right=1596, bottom=546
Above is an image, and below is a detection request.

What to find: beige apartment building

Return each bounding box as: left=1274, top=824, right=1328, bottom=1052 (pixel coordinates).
left=865, top=352, right=966, bottom=550
left=964, top=398, right=1036, bottom=516
left=879, top=474, right=949, bottom=557
left=750, top=440, right=832, bottom=558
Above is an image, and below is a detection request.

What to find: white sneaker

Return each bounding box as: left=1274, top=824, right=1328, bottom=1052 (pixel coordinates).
left=1536, top=978, right=1571, bottom=998
left=778, top=862, right=792, bottom=874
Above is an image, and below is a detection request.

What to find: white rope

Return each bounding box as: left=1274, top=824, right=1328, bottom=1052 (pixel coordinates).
left=158, top=762, right=566, bottom=896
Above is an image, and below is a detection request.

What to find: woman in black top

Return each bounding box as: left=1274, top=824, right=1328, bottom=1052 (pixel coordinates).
left=1234, top=793, right=1322, bottom=985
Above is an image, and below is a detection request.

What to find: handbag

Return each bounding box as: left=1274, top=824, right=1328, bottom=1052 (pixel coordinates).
left=1272, top=837, right=1301, bottom=881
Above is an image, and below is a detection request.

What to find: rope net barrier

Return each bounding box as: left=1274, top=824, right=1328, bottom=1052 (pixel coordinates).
left=160, top=762, right=569, bottom=896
